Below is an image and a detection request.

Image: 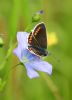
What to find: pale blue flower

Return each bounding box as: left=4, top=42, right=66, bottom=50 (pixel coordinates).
left=13, top=32, right=52, bottom=79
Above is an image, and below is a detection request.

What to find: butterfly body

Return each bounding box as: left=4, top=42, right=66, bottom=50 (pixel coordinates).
left=28, top=22, right=48, bottom=57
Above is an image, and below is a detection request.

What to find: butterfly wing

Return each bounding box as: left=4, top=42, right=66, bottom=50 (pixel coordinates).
left=28, top=45, right=48, bottom=56
left=28, top=22, right=47, bottom=56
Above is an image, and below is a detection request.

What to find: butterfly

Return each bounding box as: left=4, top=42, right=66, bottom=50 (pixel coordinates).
left=28, top=22, right=48, bottom=56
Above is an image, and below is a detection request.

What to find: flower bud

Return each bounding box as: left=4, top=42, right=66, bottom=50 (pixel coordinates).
left=0, top=37, right=4, bottom=47
left=32, top=10, right=43, bottom=22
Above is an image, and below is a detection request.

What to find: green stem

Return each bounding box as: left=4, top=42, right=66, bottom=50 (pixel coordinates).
left=0, top=42, right=17, bottom=70
left=4, top=63, right=22, bottom=80
left=41, top=73, right=62, bottom=100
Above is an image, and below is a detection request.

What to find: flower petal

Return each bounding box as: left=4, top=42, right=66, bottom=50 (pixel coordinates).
left=13, top=46, right=22, bottom=61
left=27, top=60, right=52, bottom=75
left=21, top=49, right=40, bottom=61
left=25, top=63, right=39, bottom=79
left=17, top=32, right=29, bottom=50
left=13, top=32, right=29, bottom=61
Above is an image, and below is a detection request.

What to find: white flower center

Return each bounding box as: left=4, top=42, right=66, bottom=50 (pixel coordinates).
left=22, top=56, right=29, bottom=64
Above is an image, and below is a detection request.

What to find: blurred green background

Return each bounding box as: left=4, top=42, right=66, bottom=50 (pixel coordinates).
left=0, top=0, right=72, bottom=100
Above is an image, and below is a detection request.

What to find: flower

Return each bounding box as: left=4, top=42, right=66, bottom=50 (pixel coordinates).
left=13, top=32, right=52, bottom=79
left=48, top=32, right=58, bottom=46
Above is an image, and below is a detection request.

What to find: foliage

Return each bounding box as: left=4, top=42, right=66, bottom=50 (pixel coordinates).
left=0, top=0, right=72, bottom=100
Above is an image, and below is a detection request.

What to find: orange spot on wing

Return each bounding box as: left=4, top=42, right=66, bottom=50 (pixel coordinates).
left=30, top=35, right=32, bottom=38
left=34, top=32, right=37, bottom=36
left=38, top=27, right=41, bottom=30
left=29, top=40, right=32, bottom=44
left=29, top=47, right=32, bottom=51
left=29, top=37, right=32, bottom=40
